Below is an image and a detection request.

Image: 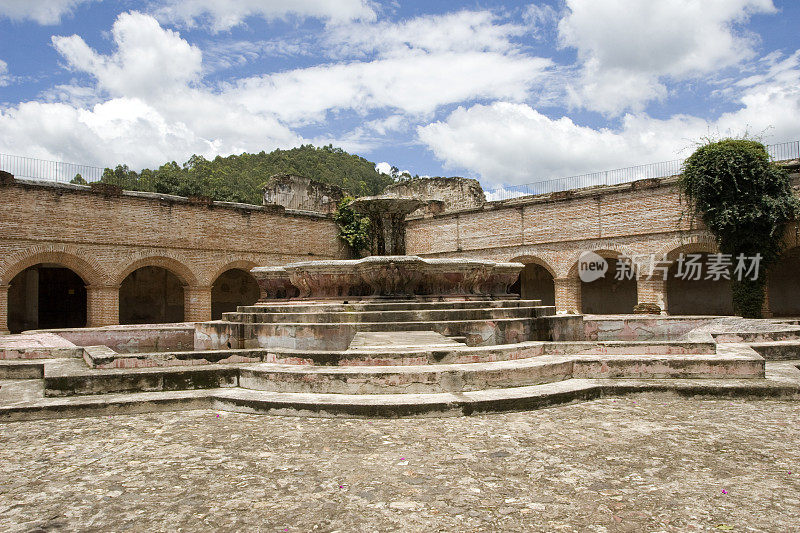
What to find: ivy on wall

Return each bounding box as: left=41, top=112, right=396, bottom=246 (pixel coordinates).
left=680, top=139, right=799, bottom=317
left=333, top=197, right=371, bottom=258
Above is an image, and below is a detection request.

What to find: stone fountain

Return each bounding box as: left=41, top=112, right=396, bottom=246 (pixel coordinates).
left=349, top=196, right=422, bottom=256
left=195, top=195, right=552, bottom=351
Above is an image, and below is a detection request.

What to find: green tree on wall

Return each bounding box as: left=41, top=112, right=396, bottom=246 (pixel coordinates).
left=100, top=145, right=393, bottom=205
left=333, top=197, right=370, bottom=257
left=680, top=138, right=799, bottom=317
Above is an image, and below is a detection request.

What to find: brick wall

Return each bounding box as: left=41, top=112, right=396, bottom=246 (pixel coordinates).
left=0, top=179, right=345, bottom=331
left=406, top=173, right=800, bottom=314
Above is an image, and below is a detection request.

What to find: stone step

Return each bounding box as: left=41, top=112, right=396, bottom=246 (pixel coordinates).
left=713, top=327, right=800, bottom=343
left=749, top=340, right=800, bottom=360
left=0, top=360, right=45, bottom=379
left=3, top=370, right=798, bottom=422
left=44, top=364, right=240, bottom=397
left=86, top=340, right=716, bottom=368
left=46, top=351, right=763, bottom=397
left=238, top=299, right=544, bottom=314
left=236, top=317, right=537, bottom=350
left=221, top=305, right=554, bottom=324
left=0, top=332, right=84, bottom=360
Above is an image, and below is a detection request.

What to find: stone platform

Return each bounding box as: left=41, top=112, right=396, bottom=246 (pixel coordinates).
left=2, top=315, right=800, bottom=421
left=195, top=299, right=565, bottom=351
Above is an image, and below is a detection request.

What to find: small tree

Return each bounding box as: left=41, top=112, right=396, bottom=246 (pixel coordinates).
left=680, top=139, right=799, bottom=317
left=333, top=197, right=370, bottom=257
left=70, top=173, right=87, bottom=185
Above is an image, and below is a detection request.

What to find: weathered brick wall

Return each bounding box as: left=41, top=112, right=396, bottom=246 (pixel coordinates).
left=407, top=173, right=800, bottom=314
left=0, top=179, right=345, bottom=330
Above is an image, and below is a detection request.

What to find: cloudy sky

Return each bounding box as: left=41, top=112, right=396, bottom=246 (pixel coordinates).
left=1, top=0, right=799, bottom=190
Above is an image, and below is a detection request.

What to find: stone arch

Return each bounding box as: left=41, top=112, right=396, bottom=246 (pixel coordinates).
left=767, top=245, right=800, bottom=316
left=661, top=240, right=733, bottom=316
left=209, top=259, right=259, bottom=286
left=508, top=255, right=556, bottom=277
left=210, top=262, right=261, bottom=319
left=0, top=245, right=107, bottom=286
left=566, top=248, right=639, bottom=314
left=114, top=254, right=199, bottom=287
left=509, top=255, right=556, bottom=305
left=652, top=233, right=718, bottom=263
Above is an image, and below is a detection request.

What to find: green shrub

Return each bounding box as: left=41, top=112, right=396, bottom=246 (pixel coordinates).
left=680, top=139, right=799, bottom=317
left=333, top=197, right=370, bottom=257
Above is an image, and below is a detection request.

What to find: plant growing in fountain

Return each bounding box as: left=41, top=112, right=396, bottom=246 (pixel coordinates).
left=334, top=196, right=371, bottom=257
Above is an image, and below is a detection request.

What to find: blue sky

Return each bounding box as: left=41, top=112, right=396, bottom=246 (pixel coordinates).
left=1, top=0, right=799, bottom=191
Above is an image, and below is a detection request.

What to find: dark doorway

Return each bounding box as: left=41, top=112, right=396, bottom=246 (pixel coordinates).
left=517, top=263, right=555, bottom=306
left=580, top=258, right=638, bottom=314
left=8, top=264, right=87, bottom=333
left=211, top=268, right=260, bottom=319
left=666, top=252, right=734, bottom=315
left=119, top=266, right=185, bottom=324
left=768, top=247, right=800, bottom=316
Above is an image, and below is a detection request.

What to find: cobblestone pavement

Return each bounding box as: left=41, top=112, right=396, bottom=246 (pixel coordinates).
left=1, top=394, right=799, bottom=532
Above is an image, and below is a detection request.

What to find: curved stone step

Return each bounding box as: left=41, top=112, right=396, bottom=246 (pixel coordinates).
left=45, top=351, right=764, bottom=397
left=238, top=317, right=536, bottom=350
left=85, top=340, right=716, bottom=368
left=238, top=299, right=544, bottom=314
left=4, top=370, right=798, bottom=422
left=222, top=305, right=553, bottom=324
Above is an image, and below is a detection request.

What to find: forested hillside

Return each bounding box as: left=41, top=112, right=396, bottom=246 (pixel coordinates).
left=81, top=144, right=393, bottom=205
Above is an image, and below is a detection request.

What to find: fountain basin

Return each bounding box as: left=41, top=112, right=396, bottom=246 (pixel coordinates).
left=250, top=256, right=524, bottom=300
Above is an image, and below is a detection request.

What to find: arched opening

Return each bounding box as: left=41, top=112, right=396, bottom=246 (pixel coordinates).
left=7, top=264, right=87, bottom=333
left=580, top=258, right=637, bottom=314
left=211, top=268, right=260, bottom=319
left=768, top=247, right=800, bottom=316
left=119, top=266, right=185, bottom=324
left=666, top=252, right=733, bottom=315
left=510, top=263, right=555, bottom=306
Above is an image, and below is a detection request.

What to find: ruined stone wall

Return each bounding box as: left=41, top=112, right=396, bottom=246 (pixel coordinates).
left=262, top=174, right=344, bottom=214
left=384, top=177, right=485, bottom=216
left=0, top=179, right=345, bottom=331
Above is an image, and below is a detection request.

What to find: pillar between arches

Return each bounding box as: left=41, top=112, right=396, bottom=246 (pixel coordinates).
left=636, top=276, right=668, bottom=314
left=554, top=277, right=580, bottom=314
left=87, top=285, right=120, bottom=327
left=184, top=286, right=212, bottom=322
left=0, top=284, right=9, bottom=334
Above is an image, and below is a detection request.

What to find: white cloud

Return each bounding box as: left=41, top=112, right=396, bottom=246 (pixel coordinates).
left=151, top=0, right=376, bottom=32
left=52, top=12, right=203, bottom=99
left=375, top=162, right=392, bottom=175
left=1, top=12, right=300, bottom=169
left=229, top=51, right=550, bottom=125
left=0, top=59, right=10, bottom=87
left=418, top=57, right=800, bottom=187
left=323, top=10, right=525, bottom=58
left=0, top=0, right=96, bottom=24
left=559, top=0, right=778, bottom=115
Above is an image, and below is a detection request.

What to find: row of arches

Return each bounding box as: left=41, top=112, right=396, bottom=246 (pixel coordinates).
left=6, top=264, right=259, bottom=334
left=511, top=248, right=800, bottom=316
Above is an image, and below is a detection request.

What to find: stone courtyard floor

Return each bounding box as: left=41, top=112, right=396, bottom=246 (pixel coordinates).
left=1, top=394, right=798, bottom=532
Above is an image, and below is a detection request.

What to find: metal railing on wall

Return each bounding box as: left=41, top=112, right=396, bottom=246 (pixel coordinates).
left=2, top=140, right=798, bottom=198
left=0, top=153, right=105, bottom=183
left=485, top=140, right=800, bottom=202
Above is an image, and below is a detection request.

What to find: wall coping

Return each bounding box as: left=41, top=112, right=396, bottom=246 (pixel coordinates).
left=5, top=178, right=331, bottom=220
left=408, top=160, right=800, bottom=222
